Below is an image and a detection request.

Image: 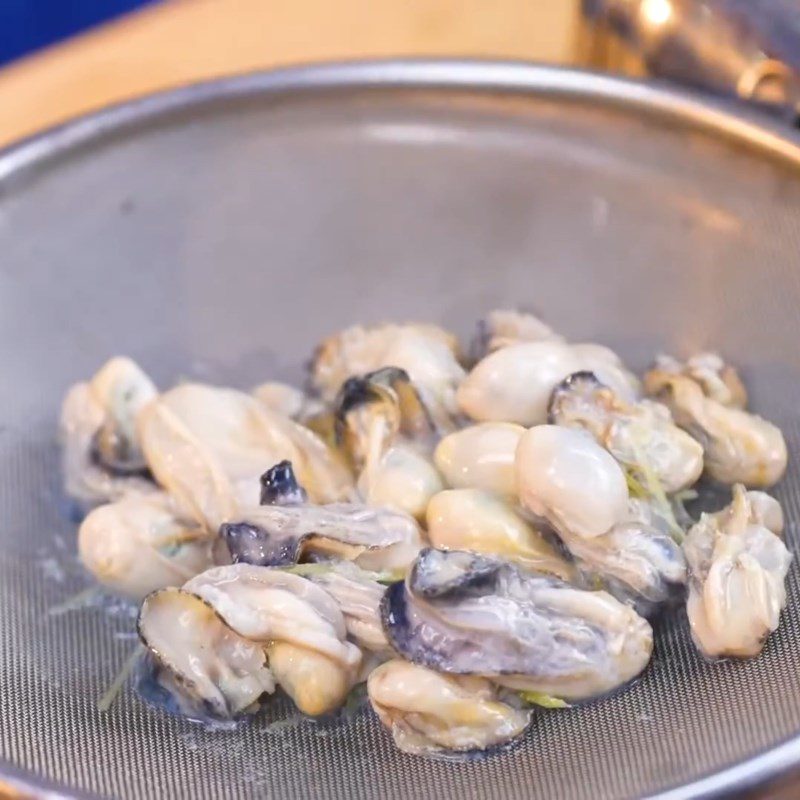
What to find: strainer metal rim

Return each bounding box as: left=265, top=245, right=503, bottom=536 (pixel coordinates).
left=2, top=58, right=799, bottom=800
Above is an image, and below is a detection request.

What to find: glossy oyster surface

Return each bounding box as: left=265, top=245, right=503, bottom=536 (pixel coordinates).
left=471, top=308, right=564, bottom=358
left=368, top=659, right=532, bottom=758
left=434, top=422, right=524, bottom=498
left=426, top=488, right=574, bottom=581
left=516, top=425, right=629, bottom=540
left=562, top=498, right=687, bottom=616
left=549, top=371, right=704, bottom=493
left=684, top=485, right=792, bottom=658
left=221, top=500, right=422, bottom=573
left=644, top=364, right=787, bottom=488
left=310, top=322, right=465, bottom=429
left=382, top=549, right=653, bottom=701
left=140, top=383, right=352, bottom=511
left=60, top=357, right=159, bottom=508
left=334, top=367, right=443, bottom=520
left=251, top=381, right=325, bottom=422
left=141, top=564, right=363, bottom=718
left=458, top=341, right=639, bottom=427
left=307, top=561, right=393, bottom=655
left=79, top=493, right=216, bottom=599
left=137, top=588, right=275, bottom=720
left=137, top=394, right=238, bottom=531
left=186, top=565, right=362, bottom=716
left=61, top=313, right=794, bottom=760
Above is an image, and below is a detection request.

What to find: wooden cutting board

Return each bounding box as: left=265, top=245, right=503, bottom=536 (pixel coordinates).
left=0, top=0, right=578, bottom=147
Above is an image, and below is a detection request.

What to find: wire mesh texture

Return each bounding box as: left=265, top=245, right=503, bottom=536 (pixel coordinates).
left=2, top=63, right=800, bottom=800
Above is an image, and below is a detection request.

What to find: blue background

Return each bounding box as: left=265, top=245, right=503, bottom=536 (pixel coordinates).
left=1, top=1, right=159, bottom=66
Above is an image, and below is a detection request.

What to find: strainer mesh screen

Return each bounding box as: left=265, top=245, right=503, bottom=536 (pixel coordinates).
left=2, top=76, right=800, bottom=799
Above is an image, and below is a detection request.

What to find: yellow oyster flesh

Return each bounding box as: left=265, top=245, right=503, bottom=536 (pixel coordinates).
left=644, top=368, right=787, bottom=488
left=426, top=488, right=574, bottom=581
left=79, top=493, right=216, bottom=599
left=138, top=384, right=353, bottom=530
left=548, top=371, right=703, bottom=493
left=516, top=425, right=629, bottom=539
left=367, top=659, right=531, bottom=757
left=434, top=422, right=524, bottom=498
left=184, top=564, right=362, bottom=715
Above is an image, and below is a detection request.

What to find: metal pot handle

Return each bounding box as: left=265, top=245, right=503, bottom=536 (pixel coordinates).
left=581, top=0, right=800, bottom=123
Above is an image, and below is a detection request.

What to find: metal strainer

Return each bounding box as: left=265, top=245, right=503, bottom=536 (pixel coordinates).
left=2, top=61, right=800, bottom=800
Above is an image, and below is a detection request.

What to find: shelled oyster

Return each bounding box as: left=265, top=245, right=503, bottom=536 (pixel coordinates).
left=62, top=313, right=795, bottom=761
left=426, top=488, right=574, bottom=581
left=561, top=499, right=687, bottom=615
left=334, top=367, right=443, bottom=520
left=654, top=353, right=747, bottom=408
left=138, top=383, right=352, bottom=528
left=516, top=425, right=629, bottom=539
left=516, top=424, right=686, bottom=612
left=368, top=659, right=532, bottom=758
left=644, top=360, right=786, bottom=487
left=458, top=341, right=639, bottom=427
left=221, top=498, right=423, bottom=574
left=252, top=381, right=325, bottom=422
left=433, top=422, right=524, bottom=498
left=382, top=549, right=653, bottom=701
left=60, top=356, right=159, bottom=508
left=684, top=485, right=791, bottom=658
left=140, top=565, right=363, bottom=718
left=137, top=588, right=275, bottom=720
left=78, top=493, right=217, bottom=598
left=471, top=308, right=564, bottom=359
left=310, top=322, right=465, bottom=429
left=548, top=371, right=704, bottom=493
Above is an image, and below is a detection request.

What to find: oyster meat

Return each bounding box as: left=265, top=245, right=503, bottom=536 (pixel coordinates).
left=516, top=424, right=629, bottom=539
left=334, top=367, right=443, bottom=520
left=644, top=361, right=786, bottom=487
left=382, top=548, right=653, bottom=701
left=138, top=384, right=352, bottom=528
left=184, top=564, right=362, bottom=715
left=426, top=488, right=574, bottom=581
left=562, top=498, right=687, bottom=615
left=310, top=322, right=465, bottom=429
left=471, top=308, right=564, bottom=359
left=307, top=561, right=393, bottom=656
left=221, top=498, right=422, bottom=573
left=79, top=493, right=217, bottom=599
left=516, top=424, right=686, bottom=613
left=60, top=314, right=794, bottom=760
left=458, top=340, right=639, bottom=427
left=137, top=587, right=275, bottom=720
left=654, top=353, right=747, bottom=408
left=140, top=564, right=363, bottom=718
left=368, top=659, right=532, bottom=758
left=549, top=371, right=704, bottom=493
left=60, top=357, right=159, bottom=507
left=251, top=381, right=325, bottom=421
left=684, top=485, right=791, bottom=658
left=433, top=422, right=524, bottom=498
